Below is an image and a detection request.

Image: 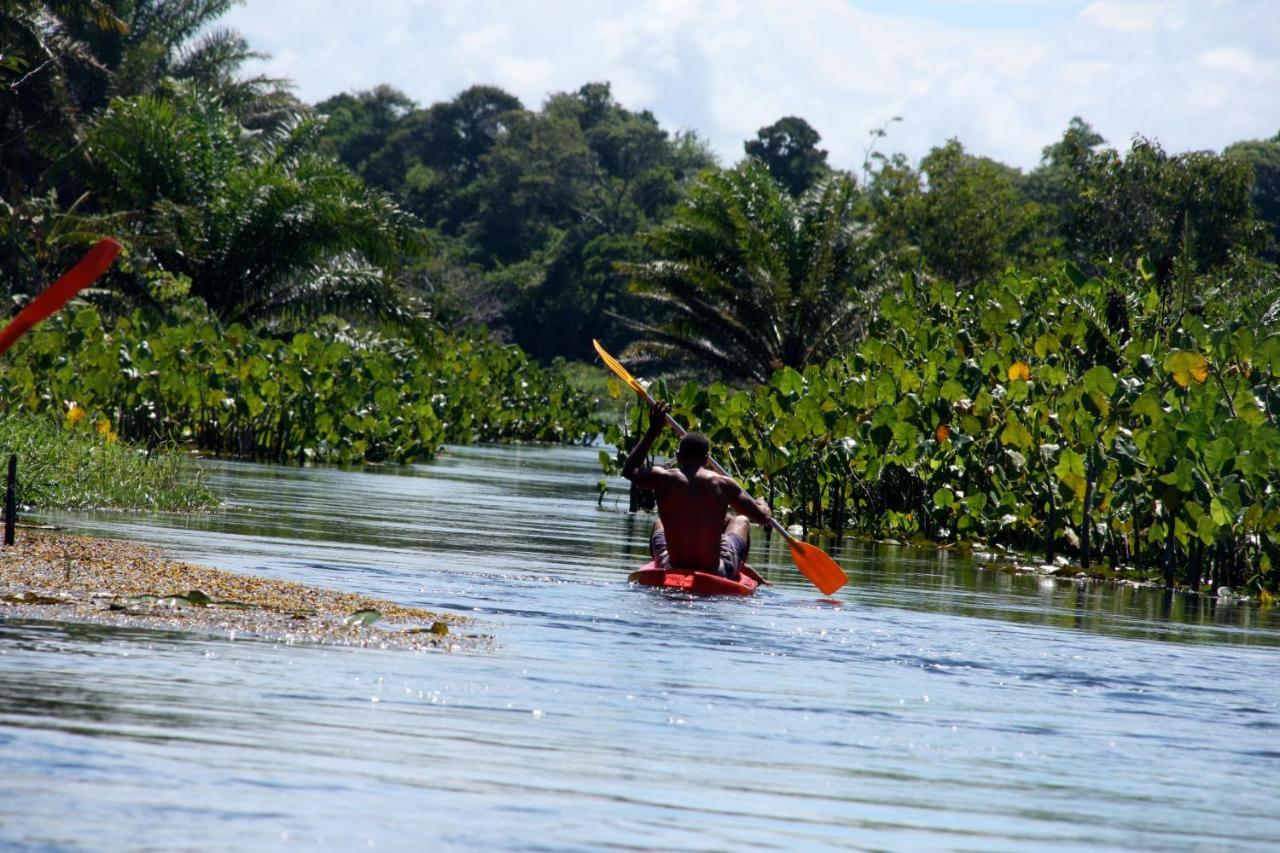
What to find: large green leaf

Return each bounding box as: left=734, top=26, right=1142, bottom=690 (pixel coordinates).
left=1082, top=365, right=1117, bottom=397
left=1203, top=437, right=1236, bottom=476
left=1000, top=417, right=1033, bottom=450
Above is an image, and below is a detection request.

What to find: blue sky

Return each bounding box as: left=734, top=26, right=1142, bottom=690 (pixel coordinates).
left=222, top=0, right=1280, bottom=172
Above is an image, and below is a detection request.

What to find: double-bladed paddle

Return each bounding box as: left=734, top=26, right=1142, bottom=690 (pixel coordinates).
left=0, top=238, right=122, bottom=357
left=593, top=339, right=848, bottom=596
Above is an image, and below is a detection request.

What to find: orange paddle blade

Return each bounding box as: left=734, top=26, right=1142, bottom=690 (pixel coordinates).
left=787, top=538, right=848, bottom=595
left=0, top=238, right=122, bottom=357
left=592, top=338, right=647, bottom=397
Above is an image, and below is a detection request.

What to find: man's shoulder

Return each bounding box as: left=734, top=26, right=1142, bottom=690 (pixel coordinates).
left=695, top=469, right=739, bottom=490
left=646, top=464, right=681, bottom=483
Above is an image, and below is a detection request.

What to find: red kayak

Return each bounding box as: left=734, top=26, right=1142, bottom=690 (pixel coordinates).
left=628, top=561, right=758, bottom=596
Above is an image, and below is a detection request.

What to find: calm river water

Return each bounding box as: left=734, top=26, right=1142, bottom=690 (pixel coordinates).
left=3, top=445, right=1279, bottom=851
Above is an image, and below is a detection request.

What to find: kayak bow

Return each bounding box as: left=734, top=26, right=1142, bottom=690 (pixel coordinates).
left=628, top=562, right=758, bottom=596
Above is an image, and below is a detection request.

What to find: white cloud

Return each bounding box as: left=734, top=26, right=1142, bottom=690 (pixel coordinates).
left=1078, top=1, right=1163, bottom=32
left=458, top=25, right=508, bottom=54
left=1198, top=45, right=1268, bottom=77
left=493, top=55, right=555, bottom=95
left=222, top=0, right=1280, bottom=171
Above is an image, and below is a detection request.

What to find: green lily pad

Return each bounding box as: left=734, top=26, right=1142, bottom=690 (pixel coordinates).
left=344, top=608, right=381, bottom=627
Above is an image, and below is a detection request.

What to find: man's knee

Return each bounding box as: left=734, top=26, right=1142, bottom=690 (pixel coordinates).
left=650, top=521, right=670, bottom=567
left=730, top=515, right=751, bottom=561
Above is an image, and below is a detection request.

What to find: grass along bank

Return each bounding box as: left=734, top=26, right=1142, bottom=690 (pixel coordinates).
left=0, top=411, right=216, bottom=512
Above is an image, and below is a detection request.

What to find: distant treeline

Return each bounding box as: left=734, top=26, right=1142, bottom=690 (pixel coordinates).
left=310, top=85, right=1280, bottom=366
left=5, top=3, right=1279, bottom=371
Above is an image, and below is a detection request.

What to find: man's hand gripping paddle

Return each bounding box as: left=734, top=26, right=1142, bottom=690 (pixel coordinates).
left=593, top=339, right=849, bottom=596
left=0, top=238, right=122, bottom=357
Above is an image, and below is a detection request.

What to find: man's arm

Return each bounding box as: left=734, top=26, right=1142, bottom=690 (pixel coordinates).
left=725, top=479, right=773, bottom=527
left=621, top=398, right=670, bottom=488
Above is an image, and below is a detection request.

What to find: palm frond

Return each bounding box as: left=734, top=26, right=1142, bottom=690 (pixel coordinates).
left=171, top=27, right=262, bottom=81
left=621, top=160, right=891, bottom=381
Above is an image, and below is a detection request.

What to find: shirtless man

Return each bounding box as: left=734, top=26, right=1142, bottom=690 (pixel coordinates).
left=622, top=399, right=773, bottom=580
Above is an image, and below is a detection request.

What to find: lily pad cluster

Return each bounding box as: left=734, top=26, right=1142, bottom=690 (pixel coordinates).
left=1, top=306, right=600, bottom=464
left=608, top=265, right=1280, bottom=596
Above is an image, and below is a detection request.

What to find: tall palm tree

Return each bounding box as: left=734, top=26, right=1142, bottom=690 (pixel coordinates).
left=0, top=1, right=125, bottom=197
left=618, top=161, right=890, bottom=383
left=1, top=1, right=292, bottom=300
left=0, top=2, right=128, bottom=299
left=69, top=0, right=295, bottom=126
left=83, top=84, right=427, bottom=332
left=2, top=0, right=291, bottom=198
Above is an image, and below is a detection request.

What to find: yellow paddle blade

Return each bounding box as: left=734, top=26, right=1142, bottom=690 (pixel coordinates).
left=786, top=538, right=848, bottom=595
left=592, top=339, right=647, bottom=397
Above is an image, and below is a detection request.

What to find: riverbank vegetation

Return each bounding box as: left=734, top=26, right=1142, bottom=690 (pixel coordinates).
left=0, top=411, right=214, bottom=510
left=1, top=304, right=597, bottom=463
left=608, top=265, right=1278, bottom=598
left=4, top=4, right=1279, bottom=595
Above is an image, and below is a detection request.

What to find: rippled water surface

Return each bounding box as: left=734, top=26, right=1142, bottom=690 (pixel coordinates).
left=4, top=445, right=1279, bottom=850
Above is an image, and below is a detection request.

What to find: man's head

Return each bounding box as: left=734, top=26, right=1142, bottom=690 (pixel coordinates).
left=676, top=431, right=710, bottom=466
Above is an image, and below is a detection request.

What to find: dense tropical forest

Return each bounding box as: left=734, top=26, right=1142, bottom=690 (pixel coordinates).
left=0, top=0, right=599, bottom=472
left=3, top=2, right=1279, bottom=595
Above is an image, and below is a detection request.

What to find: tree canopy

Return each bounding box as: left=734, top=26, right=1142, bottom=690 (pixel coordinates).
left=744, top=116, right=831, bottom=196
left=313, top=80, right=717, bottom=358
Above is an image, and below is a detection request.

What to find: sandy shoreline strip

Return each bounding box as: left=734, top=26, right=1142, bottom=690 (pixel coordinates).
left=0, top=529, right=483, bottom=650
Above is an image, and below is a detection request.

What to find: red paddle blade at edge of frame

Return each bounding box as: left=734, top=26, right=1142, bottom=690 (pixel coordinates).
left=0, top=238, right=123, bottom=357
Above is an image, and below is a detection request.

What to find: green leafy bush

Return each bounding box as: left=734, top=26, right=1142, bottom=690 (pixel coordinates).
left=607, top=265, right=1280, bottom=596
left=0, top=307, right=600, bottom=465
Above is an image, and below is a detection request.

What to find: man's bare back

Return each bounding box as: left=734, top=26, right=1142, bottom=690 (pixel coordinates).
left=622, top=399, right=772, bottom=576
left=649, top=465, right=744, bottom=568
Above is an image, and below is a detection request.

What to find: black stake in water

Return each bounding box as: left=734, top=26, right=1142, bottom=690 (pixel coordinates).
left=4, top=454, right=15, bottom=546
